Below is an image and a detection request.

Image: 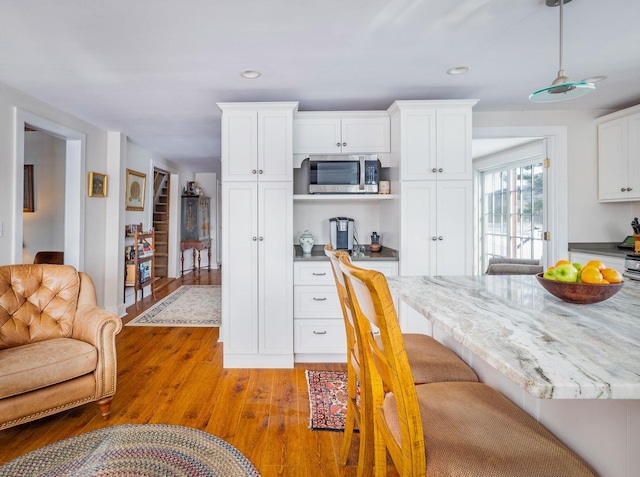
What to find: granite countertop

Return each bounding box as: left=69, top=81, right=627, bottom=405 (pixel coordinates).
left=293, top=244, right=398, bottom=261
left=387, top=274, right=640, bottom=399
left=568, top=241, right=634, bottom=259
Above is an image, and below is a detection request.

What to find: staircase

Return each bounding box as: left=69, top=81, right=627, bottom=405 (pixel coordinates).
left=153, top=170, right=170, bottom=280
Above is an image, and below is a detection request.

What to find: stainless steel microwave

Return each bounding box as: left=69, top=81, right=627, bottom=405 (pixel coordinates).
left=307, top=155, right=380, bottom=194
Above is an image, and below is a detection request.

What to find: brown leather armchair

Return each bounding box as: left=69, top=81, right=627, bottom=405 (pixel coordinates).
left=0, top=264, right=122, bottom=430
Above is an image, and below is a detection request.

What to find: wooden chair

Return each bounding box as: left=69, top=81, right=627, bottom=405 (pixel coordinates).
left=33, top=251, right=64, bottom=265
left=338, top=256, right=596, bottom=477
left=324, top=245, right=477, bottom=476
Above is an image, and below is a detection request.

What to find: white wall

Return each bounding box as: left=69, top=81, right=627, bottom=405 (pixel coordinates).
left=22, top=131, right=66, bottom=263
left=474, top=110, right=640, bottom=243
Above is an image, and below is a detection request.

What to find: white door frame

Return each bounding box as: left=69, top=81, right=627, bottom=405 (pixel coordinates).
left=14, top=109, right=85, bottom=269
left=473, top=126, right=568, bottom=270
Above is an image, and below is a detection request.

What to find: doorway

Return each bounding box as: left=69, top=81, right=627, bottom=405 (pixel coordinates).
left=472, top=126, right=568, bottom=273
left=152, top=168, right=171, bottom=283
left=15, top=109, right=85, bottom=269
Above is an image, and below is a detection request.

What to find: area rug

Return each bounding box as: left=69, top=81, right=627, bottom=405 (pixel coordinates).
left=127, top=285, right=221, bottom=327
left=306, top=370, right=356, bottom=432
left=0, top=424, right=260, bottom=477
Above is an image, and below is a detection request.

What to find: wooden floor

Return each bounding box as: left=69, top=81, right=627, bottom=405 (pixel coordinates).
left=0, top=269, right=397, bottom=476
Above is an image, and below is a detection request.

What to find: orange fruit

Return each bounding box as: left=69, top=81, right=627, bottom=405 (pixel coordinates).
left=554, top=259, right=571, bottom=268
left=601, top=268, right=623, bottom=284
left=585, top=260, right=606, bottom=271
left=581, top=267, right=604, bottom=284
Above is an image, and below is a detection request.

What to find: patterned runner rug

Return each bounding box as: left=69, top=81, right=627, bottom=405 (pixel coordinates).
left=306, top=370, right=354, bottom=431
left=0, top=424, right=260, bottom=476
left=127, top=285, right=221, bottom=327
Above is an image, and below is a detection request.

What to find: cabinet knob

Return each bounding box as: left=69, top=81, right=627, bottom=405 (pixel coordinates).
left=252, top=170, right=257, bottom=174
left=621, top=187, right=627, bottom=192
left=258, top=170, right=263, bottom=174
left=313, top=330, right=327, bottom=335
left=432, top=236, right=438, bottom=241
left=438, top=236, right=443, bottom=240
left=252, top=237, right=257, bottom=241
left=342, top=142, right=347, bottom=147
left=336, top=142, right=341, bottom=147
left=259, top=236, right=264, bottom=241
left=432, top=168, right=437, bottom=173
left=627, top=187, right=633, bottom=191
left=438, top=168, right=443, bottom=173
left=312, top=297, right=327, bottom=301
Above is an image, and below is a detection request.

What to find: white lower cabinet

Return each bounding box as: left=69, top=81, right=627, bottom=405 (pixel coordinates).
left=293, top=260, right=398, bottom=363
left=222, top=181, right=293, bottom=368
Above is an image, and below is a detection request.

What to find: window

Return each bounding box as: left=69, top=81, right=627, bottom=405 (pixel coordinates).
left=480, top=160, right=546, bottom=272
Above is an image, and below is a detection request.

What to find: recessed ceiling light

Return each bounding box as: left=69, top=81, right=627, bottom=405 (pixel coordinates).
left=240, top=70, right=261, bottom=79
left=581, top=75, right=607, bottom=83
left=447, top=66, right=470, bottom=75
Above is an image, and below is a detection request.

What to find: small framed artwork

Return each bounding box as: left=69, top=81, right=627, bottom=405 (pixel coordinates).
left=125, top=169, right=146, bottom=211
left=89, top=172, right=107, bottom=197
left=23, top=164, right=34, bottom=212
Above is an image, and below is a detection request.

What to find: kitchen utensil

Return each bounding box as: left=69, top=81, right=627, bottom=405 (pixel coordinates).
left=632, top=217, right=640, bottom=234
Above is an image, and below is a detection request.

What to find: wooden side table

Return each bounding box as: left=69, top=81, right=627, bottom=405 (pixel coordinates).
left=180, top=239, right=211, bottom=276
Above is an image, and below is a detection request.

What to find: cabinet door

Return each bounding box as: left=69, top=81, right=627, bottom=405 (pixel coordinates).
left=400, top=108, right=437, bottom=180
left=435, top=181, right=473, bottom=275
left=293, top=118, right=342, bottom=154
left=258, top=182, right=293, bottom=355
left=628, top=113, right=640, bottom=199
left=258, top=110, right=293, bottom=181
left=400, top=181, right=437, bottom=275
left=221, top=110, right=258, bottom=181
left=436, top=108, right=473, bottom=180
left=598, top=117, right=628, bottom=201
left=341, top=117, right=390, bottom=153
left=222, top=182, right=259, bottom=354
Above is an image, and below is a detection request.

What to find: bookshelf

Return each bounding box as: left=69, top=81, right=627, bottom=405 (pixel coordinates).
left=125, top=224, right=156, bottom=305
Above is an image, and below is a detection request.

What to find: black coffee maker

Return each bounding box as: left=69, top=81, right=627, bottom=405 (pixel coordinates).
left=329, top=217, right=354, bottom=251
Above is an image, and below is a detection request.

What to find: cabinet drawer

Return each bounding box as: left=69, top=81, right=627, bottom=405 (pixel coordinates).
left=294, top=319, right=346, bottom=353
left=294, top=285, right=341, bottom=318
left=294, top=262, right=333, bottom=285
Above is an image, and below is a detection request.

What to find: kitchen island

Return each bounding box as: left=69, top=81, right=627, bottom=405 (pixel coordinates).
left=387, top=274, right=640, bottom=477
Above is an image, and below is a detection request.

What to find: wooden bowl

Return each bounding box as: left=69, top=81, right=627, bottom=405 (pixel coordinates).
left=535, top=273, right=624, bottom=304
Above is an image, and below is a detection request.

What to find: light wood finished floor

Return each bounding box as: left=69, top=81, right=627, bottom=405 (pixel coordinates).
left=0, top=269, right=399, bottom=476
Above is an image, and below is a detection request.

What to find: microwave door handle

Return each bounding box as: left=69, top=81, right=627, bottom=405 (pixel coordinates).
left=359, top=156, right=365, bottom=191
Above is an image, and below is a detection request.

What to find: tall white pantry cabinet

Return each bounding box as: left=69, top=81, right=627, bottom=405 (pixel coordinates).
left=388, top=100, right=478, bottom=333
left=218, top=102, right=298, bottom=368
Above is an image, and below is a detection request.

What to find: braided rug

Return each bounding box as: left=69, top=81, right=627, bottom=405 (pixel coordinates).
left=0, top=424, right=260, bottom=476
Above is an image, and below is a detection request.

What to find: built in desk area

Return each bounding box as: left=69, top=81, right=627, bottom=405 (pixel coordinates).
left=387, top=274, right=640, bottom=477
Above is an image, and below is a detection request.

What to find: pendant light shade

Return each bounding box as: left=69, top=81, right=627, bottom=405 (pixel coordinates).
left=529, top=0, right=595, bottom=103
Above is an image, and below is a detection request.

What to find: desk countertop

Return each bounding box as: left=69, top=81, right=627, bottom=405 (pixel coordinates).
left=387, top=274, right=640, bottom=399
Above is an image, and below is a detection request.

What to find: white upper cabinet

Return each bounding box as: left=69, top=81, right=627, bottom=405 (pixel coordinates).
left=219, top=102, right=298, bottom=182
left=389, top=101, right=476, bottom=181
left=293, top=112, right=390, bottom=154
left=598, top=110, right=640, bottom=201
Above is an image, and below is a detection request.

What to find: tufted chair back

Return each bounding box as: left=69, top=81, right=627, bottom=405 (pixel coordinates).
left=0, top=264, right=80, bottom=349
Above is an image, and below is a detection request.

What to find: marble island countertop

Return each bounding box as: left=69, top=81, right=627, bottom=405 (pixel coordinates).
left=387, top=274, right=640, bottom=400
left=293, top=244, right=398, bottom=261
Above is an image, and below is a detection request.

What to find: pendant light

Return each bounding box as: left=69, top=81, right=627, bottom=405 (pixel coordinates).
left=529, top=0, right=595, bottom=102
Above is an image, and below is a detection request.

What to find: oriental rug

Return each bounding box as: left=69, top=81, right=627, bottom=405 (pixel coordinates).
left=306, top=370, right=357, bottom=432
left=0, top=424, right=260, bottom=477
left=126, top=285, right=221, bottom=327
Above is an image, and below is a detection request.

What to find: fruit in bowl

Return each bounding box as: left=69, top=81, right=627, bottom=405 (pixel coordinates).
left=537, top=259, right=624, bottom=304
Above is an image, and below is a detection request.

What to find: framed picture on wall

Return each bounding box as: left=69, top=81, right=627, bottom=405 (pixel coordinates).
left=125, top=169, right=146, bottom=211
left=23, top=164, right=34, bottom=212
left=89, top=172, right=107, bottom=197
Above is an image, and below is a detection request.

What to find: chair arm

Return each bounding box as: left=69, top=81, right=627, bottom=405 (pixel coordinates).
left=72, top=304, right=123, bottom=397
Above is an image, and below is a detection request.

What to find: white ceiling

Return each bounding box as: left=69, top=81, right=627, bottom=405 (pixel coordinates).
left=2, top=0, right=639, bottom=172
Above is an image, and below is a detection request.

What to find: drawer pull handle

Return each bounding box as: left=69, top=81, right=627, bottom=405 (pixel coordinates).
left=313, top=330, right=327, bottom=335
left=312, top=272, right=326, bottom=276
left=313, top=297, right=327, bottom=301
